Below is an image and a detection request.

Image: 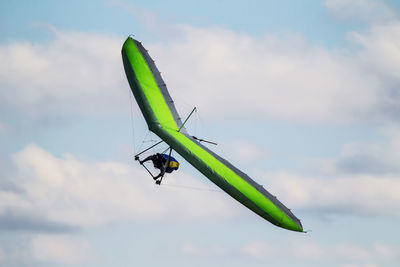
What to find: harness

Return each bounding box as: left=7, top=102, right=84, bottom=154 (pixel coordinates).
left=161, top=154, right=179, bottom=173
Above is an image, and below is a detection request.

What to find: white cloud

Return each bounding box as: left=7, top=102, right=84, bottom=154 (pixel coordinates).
left=220, top=139, right=266, bottom=163
left=241, top=240, right=275, bottom=260
left=334, top=243, right=399, bottom=264
left=291, top=241, right=325, bottom=260
left=265, top=172, right=400, bottom=217
left=325, top=0, right=396, bottom=23
left=181, top=242, right=201, bottom=256
left=373, top=243, right=398, bottom=262
left=0, top=28, right=128, bottom=116
left=4, top=137, right=398, bottom=233
left=30, top=234, right=94, bottom=265
left=182, top=239, right=399, bottom=266
left=336, top=244, right=373, bottom=262
left=350, top=21, right=400, bottom=82
left=180, top=242, right=230, bottom=258
left=299, top=127, right=400, bottom=177
left=1, top=144, right=236, bottom=231
left=292, top=241, right=399, bottom=265
left=259, top=128, right=400, bottom=218
left=321, top=243, right=400, bottom=266
left=333, top=136, right=400, bottom=174
left=2, top=19, right=400, bottom=124
left=148, top=23, right=398, bottom=123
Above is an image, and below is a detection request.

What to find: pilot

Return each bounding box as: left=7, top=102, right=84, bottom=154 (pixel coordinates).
left=139, top=153, right=179, bottom=184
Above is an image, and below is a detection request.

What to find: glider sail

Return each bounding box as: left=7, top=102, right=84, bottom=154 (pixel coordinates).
left=121, top=37, right=303, bottom=232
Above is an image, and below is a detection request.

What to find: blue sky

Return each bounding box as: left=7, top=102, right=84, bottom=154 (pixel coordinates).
left=1, top=0, right=400, bottom=266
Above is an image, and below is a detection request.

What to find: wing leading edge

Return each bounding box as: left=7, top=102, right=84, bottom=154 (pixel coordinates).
left=122, top=37, right=303, bottom=232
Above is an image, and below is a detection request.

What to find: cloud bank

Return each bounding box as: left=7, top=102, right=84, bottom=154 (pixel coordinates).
left=263, top=130, right=400, bottom=218
left=181, top=239, right=399, bottom=266
left=0, top=28, right=127, bottom=117
left=0, top=144, right=235, bottom=232
left=149, top=20, right=400, bottom=123
left=326, top=0, right=396, bottom=23
left=2, top=134, right=400, bottom=235
left=1, top=12, right=400, bottom=123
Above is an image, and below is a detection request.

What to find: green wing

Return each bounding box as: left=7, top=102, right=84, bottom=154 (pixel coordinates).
left=122, top=37, right=303, bottom=232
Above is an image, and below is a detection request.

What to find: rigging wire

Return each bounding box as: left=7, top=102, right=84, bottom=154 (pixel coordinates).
left=128, top=89, right=136, bottom=155
left=137, top=131, right=151, bottom=153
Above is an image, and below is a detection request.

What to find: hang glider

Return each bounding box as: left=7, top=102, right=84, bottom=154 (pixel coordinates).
left=121, top=37, right=303, bottom=232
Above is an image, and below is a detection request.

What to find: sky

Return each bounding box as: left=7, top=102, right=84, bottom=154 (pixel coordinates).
left=1, top=0, right=400, bottom=266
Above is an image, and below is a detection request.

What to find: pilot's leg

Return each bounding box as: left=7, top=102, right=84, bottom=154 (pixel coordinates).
left=139, top=155, right=154, bottom=165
